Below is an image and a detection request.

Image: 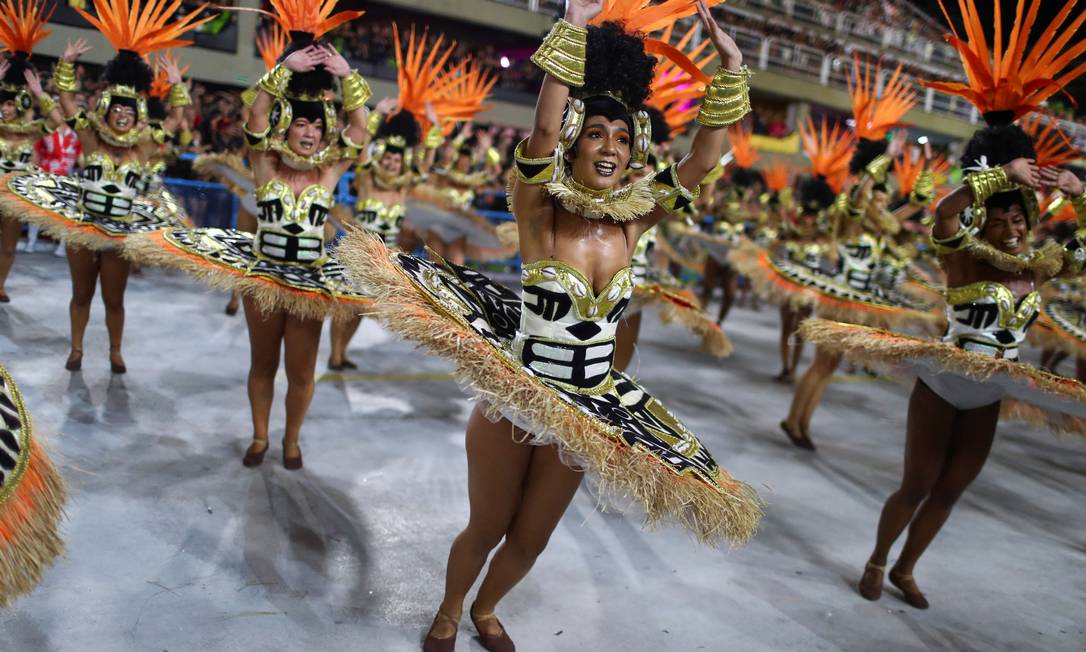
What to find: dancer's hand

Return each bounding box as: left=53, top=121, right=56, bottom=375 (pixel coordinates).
left=425, top=102, right=439, bottom=130
left=564, top=0, right=603, bottom=27
left=695, top=0, right=742, bottom=71
left=283, top=45, right=322, bottom=73
left=161, top=55, right=184, bottom=85
left=921, top=141, right=933, bottom=168
left=24, top=69, right=44, bottom=96
left=63, top=38, right=91, bottom=63
left=321, top=45, right=351, bottom=77
left=1003, top=158, right=1040, bottom=188
left=887, top=130, right=907, bottom=159
left=375, top=96, right=399, bottom=116
left=1041, top=166, right=1085, bottom=197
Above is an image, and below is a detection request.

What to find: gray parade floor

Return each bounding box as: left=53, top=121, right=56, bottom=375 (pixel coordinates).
left=1, top=252, right=1084, bottom=652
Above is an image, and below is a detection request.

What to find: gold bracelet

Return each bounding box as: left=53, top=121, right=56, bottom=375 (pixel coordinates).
left=911, top=169, right=934, bottom=204
left=530, top=19, right=587, bottom=87
left=168, top=83, right=191, bottom=108
left=425, top=125, right=444, bottom=149
left=257, top=64, right=290, bottom=97
left=53, top=60, right=77, bottom=93
left=965, top=166, right=1013, bottom=230
left=367, top=111, right=383, bottom=136
left=37, top=94, right=57, bottom=115
left=341, top=71, right=372, bottom=112
left=864, top=154, right=892, bottom=184
left=485, top=147, right=501, bottom=168
left=1071, top=189, right=1086, bottom=227
left=696, top=66, right=751, bottom=128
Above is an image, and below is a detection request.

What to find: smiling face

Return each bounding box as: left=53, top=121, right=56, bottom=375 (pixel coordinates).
left=107, top=102, right=137, bottom=132
left=981, top=202, right=1029, bottom=255
left=0, top=99, right=17, bottom=121
left=568, top=115, right=632, bottom=190
left=286, top=117, right=324, bottom=157
left=379, top=149, right=404, bottom=177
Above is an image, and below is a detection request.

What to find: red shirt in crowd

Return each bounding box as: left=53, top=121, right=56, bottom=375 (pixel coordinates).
left=35, top=127, right=82, bottom=176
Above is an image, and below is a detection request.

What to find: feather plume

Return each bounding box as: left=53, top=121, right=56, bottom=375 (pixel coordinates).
left=727, top=123, right=759, bottom=169
left=256, top=23, right=288, bottom=71
left=800, top=116, right=853, bottom=192
left=646, top=23, right=717, bottom=135
left=848, top=54, right=917, bottom=140
left=0, top=0, right=53, bottom=55
left=76, top=0, right=216, bottom=55
left=1019, top=113, right=1081, bottom=167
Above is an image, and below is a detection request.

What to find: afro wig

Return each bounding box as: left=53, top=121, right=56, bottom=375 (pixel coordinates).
left=847, top=136, right=887, bottom=175
left=959, top=123, right=1035, bottom=171
left=581, top=21, right=654, bottom=111
left=377, top=109, right=422, bottom=150
left=1, top=51, right=31, bottom=90
left=103, top=49, right=153, bottom=94
left=798, top=175, right=837, bottom=214
left=731, top=166, right=765, bottom=190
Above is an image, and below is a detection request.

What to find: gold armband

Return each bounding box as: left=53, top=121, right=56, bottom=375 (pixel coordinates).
left=1071, top=189, right=1086, bottom=227
left=240, top=86, right=257, bottom=107
left=512, top=138, right=556, bottom=185
left=530, top=19, right=587, bottom=87
left=910, top=169, right=934, bottom=205
left=864, top=154, right=892, bottom=184
left=653, top=164, right=699, bottom=213
left=37, top=94, right=56, bottom=115
left=965, top=166, right=1013, bottom=229
left=243, top=122, right=271, bottom=150
left=696, top=66, right=751, bottom=128
left=257, top=64, right=291, bottom=97
left=424, top=125, right=444, bottom=149
left=367, top=111, right=383, bottom=136
left=341, top=71, right=372, bottom=112
left=485, top=147, right=501, bottom=168
left=168, top=83, right=191, bottom=108
left=53, top=60, right=77, bottom=93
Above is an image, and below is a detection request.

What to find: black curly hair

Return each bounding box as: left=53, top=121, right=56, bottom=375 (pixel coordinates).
left=798, top=175, right=837, bottom=214
left=848, top=137, right=887, bottom=175
left=959, top=123, right=1035, bottom=170
left=731, top=166, right=765, bottom=189
left=581, top=21, right=654, bottom=111
left=644, top=106, right=671, bottom=146
left=1, top=51, right=31, bottom=92
left=103, top=49, right=153, bottom=93
left=147, top=97, right=167, bottom=122
left=377, top=109, right=421, bottom=151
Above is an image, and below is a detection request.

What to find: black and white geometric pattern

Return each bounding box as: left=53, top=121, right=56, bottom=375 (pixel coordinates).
left=392, top=252, right=724, bottom=488
left=768, top=247, right=931, bottom=312
left=0, top=364, right=30, bottom=497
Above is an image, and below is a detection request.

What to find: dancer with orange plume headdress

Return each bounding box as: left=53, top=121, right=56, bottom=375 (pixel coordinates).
left=0, top=362, right=66, bottom=608
left=778, top=54, right=940, bottom=451
left=781, top=0, right=1086, bottom=611
left=384, top=24, right=508, bottom=266
left=0, top=0, right=211, bottom=373
left=337, top=1, right=763, bottom=647
left=124, top=0, right=374, bottom=471
left=0, top=0, right=56, bottom=303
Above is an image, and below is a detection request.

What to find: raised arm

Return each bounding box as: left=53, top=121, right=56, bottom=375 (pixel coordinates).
left=245, top=46, right=323, bottom=173
left=932, top=158, right=1039, bottom=241
left=414, top=101, right=442, bottom=176
left=674, top=1, right=747, bottom=191
left=1040, top=165, right=1086, bottom=280
left=23, top=69, right=64, bottom=129
left=54, top=39, right=91, bottom=120
left=161, top=57, right=190, bottom=134
left=322, top=45, right=370, bottom=154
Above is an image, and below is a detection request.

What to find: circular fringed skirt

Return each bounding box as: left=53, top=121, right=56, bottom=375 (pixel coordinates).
left=0, top=363, right=67, bottom=607
left=338, top=231, right=762, bottom=547
left=406, top=188, right=510, bottom=260
left=0, top=171, right=177, bottom=252
left=192, top=152, right=258, bottom=215
left=1029, top=299, right=1086, bottom=359
left=679, top=230, right=737, bottom=266
left=799, top=318, right=1086, bottom=435
left=733, top=247, right=943, bottom=333
left=633, top=282, right=732, bottom=358
left=125, top=228, right=370, bottom=322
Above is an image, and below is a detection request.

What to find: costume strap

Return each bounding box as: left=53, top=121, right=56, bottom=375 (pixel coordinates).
left=531, top=19, right=587, bottom=87
left=512, top=138, right=557, bottom=185
left=53, top=60, right=77, bottom=93
left=696, top=67, right=751, bottom=128
left=341, top=71, right=372, bottom=112
left=653, top=164, right=699, bottom=213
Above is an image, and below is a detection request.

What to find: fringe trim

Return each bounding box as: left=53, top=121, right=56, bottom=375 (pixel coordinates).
left=337, top=230, right=763, bottom=547
left=123, top=231, right=370, bottom=322
left=0, top=179, right=120, bottom=252
left=496, top=221, right=519, bottom=251
left=963, top=238, right=1064, bottom=276
left=729, top=246, right=828, bottom=311
left=410, top=185, right=500, bottom=237
left=192, top=153, right=253, bottom=201
left=544, top=177, right=655, bottom=222
left=1028, top=318, right=1086, bottom=359
left=653, top=232, right=705, bottom=274
left=636, top=285, right=732, bottom=358
left=799, top=318, right=1086, bottom=402
left=1000, top=400, right=1086, bottom=438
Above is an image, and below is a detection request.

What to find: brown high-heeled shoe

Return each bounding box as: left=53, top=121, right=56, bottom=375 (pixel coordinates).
left=282, top=439, right=303, bottom=470
left=65, top=349, right=83, bottom=371
left=470, top=603, right=514, bottom=652
left=889, top=567, right=929, bottom=609
left=422, top=612, right=459, bottom=652
left=242, top=439, right=269, bottom=467
left=858, top=560, right=884, bottom=601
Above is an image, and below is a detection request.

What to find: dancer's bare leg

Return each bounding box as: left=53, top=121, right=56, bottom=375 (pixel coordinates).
left=243, top=299, right=286, bottom=456
left=99, top=251, right=130, bottom=371
left=281, top=315, right=323, bottom=459
left=0, top=216, right=22, bottom=300
left=66, top=246, right=101, bottom=368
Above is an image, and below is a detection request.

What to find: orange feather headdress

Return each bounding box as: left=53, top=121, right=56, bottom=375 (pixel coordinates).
left=260, top=0, right=362, bottom=40
left=800, top=117, right=854, bottom=194
left=76, top=0, right=216, bottom=56
left=1019, top=113, right=1081, bottom=167
left=393, top=24, right=496, bottom=135
left=763, top=161, right=791, bottom=193
left=645, top=23, right=717, bottom=136
left=922, top=0, right=1086, bottom=121
left=848, top=54, right=917, bottom=141
left=727, top=123, right=760, bottom=169
left=256, top=23, right=289, bottom=72
left=0, top=0, right=52, bottom=56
